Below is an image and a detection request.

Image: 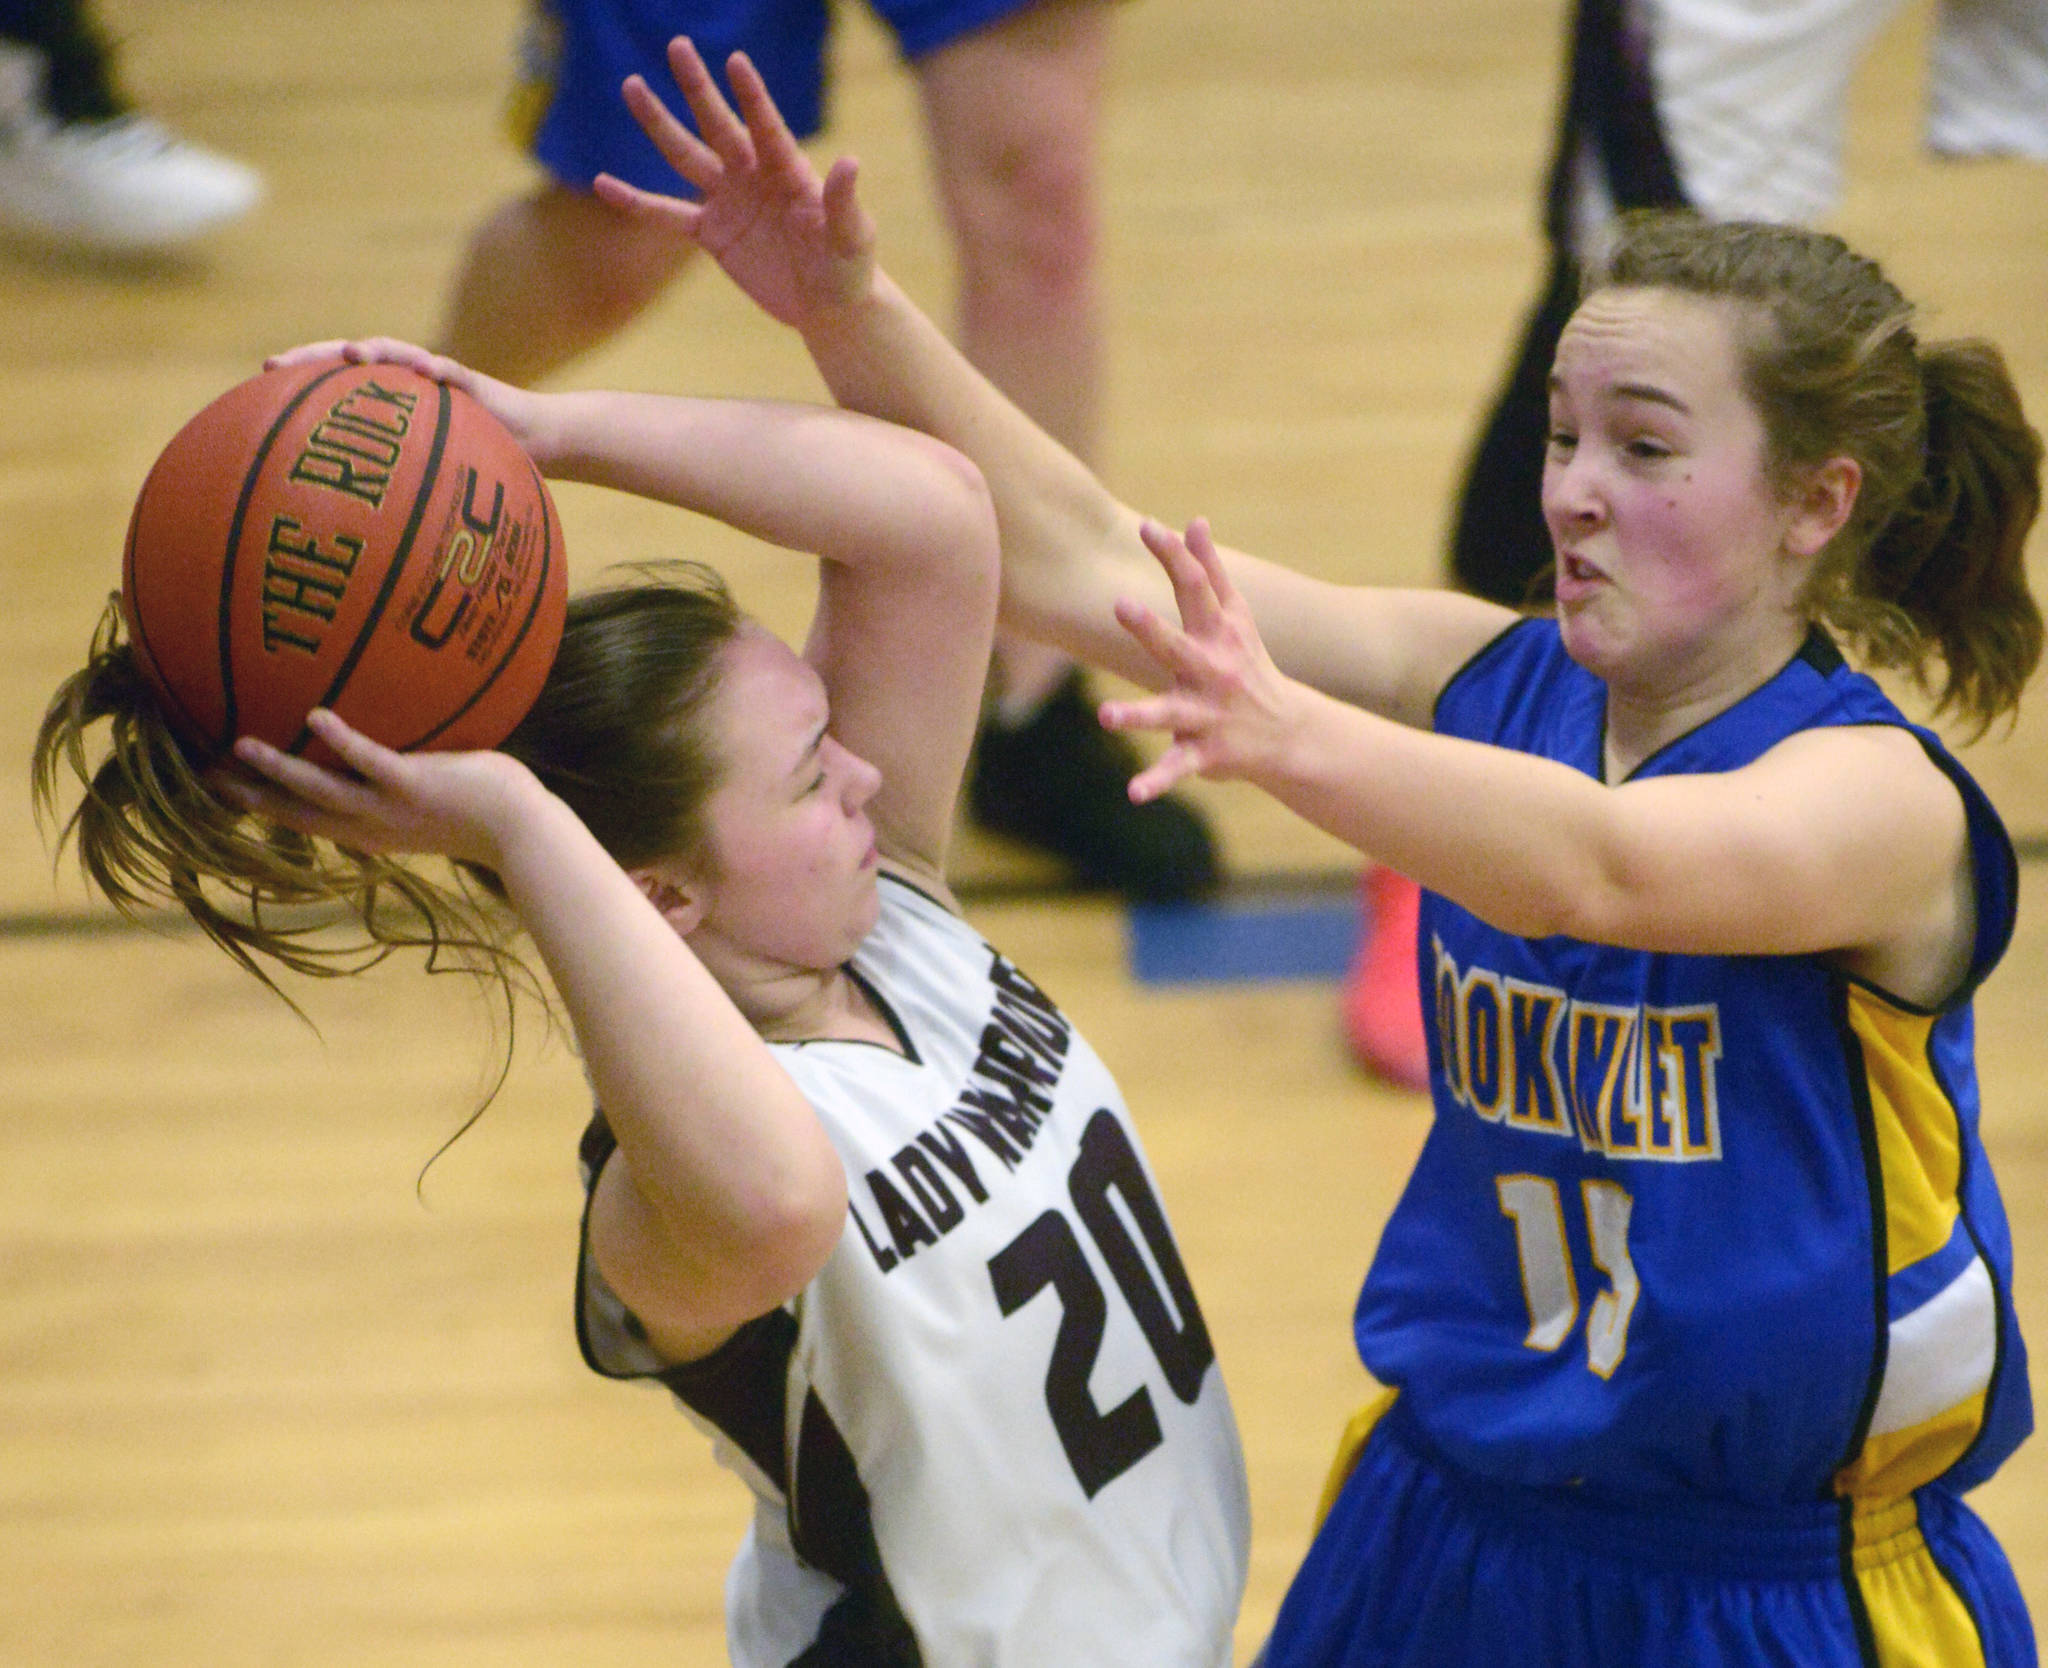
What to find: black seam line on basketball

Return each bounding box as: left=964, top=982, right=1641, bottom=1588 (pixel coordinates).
left=121, top=471, right=212, bottom=753
left=405, top=454, right=556, bottom=751
left=219, top=363, right=355, bottom=756
left=285, top=380, right=454, bottom=756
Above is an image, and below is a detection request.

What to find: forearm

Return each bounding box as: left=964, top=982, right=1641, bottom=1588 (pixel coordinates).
left=797, top=276, right=1170, bottom=681
left=1253, top=685, right=1619, bottom=937
left=794, top=277, right=1523, bottom=715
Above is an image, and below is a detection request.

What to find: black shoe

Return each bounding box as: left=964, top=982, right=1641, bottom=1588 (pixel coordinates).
left=968, top=671, right=1221, bottom=903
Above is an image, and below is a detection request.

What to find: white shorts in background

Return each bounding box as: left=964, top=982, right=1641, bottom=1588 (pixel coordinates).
left=1650, top=0, right=2048, bottom=224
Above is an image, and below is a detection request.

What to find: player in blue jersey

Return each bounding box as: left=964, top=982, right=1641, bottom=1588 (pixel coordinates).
left=603, top=41, right=2043, bottom=1663
left=35, top=335, right=1249, bottom=1661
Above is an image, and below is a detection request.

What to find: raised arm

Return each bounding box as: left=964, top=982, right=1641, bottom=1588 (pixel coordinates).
left=1098, top=519, right=1978, bottom=1006
left=270, top=339, right=999, bottom=882
left=597, top=41, right=1514, bottom=732
left=532, top=383, right=1000, bottom=880
left=220, top=710, right=847, bottom=1363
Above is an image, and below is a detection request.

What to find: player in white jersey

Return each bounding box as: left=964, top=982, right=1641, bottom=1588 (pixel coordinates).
left=582, top=871, right=1245, bottom=1663
left=77, top=330, right=1250, bottom=1662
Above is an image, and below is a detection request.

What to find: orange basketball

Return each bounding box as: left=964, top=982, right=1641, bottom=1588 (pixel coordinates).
left=121, top=356, right=567, bottom=762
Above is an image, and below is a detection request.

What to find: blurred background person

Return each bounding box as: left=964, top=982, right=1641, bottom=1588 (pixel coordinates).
left=436, top=0, right=1223, bottom=904
left=0, top=0, right=259, bottom=250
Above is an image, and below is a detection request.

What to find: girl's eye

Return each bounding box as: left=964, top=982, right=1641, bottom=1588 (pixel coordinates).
left=1546, top=427, right=1576, bottom=453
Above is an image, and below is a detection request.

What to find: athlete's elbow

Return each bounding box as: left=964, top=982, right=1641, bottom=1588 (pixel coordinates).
left=736, top=1149, right=850, bottom=1304
left=1468, top=861, right=1639, bottom=945
left=925, top=456, right=1003, bottom=615
left=655, top=1127, right=848, bottom=1311
left=916, top=438, right=999, bottom=557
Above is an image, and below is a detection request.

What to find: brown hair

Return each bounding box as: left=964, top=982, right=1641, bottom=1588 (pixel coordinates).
left=32, top=562, right=744, bottom=991
left=497, top=561, right=741, bottom=876
left=32, top=594, right=493, bottom=992
left=1592, top=211, right=2043, bottom=730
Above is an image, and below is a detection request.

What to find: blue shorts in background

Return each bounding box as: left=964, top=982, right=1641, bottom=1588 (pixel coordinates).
left=510, top=0, right=1041, bottom=192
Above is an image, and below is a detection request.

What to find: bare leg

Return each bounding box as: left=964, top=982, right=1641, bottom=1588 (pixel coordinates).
left=438, top=179, right=696, bottom=384
left=917, top=0, right=1107, bottom=713
left=917, top=0, right=1217, bottom=898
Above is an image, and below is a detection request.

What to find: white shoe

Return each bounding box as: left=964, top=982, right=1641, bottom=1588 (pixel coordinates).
left=0, top=41, right=262, bottom=250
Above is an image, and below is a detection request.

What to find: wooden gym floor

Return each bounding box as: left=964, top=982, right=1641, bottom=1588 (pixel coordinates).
left=0, top=1, right=2043, bottom=1663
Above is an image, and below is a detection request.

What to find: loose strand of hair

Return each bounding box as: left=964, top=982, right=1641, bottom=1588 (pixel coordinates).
left=35, top=599, right=572, bottom=1176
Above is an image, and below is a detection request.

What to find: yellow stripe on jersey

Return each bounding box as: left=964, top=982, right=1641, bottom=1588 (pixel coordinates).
left=1848, top=1495, right=1989, bottom=1668
left=504, top=3, right=564, bottom=151
left=1848, top=993, right=1961, bottom=1272
left=504, top=77, right=555, bottom=151
left=1314, top=1388, right=1400, bottom=1529
left=1838, top=1390, right=1990, bottom=1501
left=1837, top=990, right=1995, bottom=1500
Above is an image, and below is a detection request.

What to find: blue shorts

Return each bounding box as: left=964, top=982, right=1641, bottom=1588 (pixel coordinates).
left=1261, top=1397, right=2036, bottom=1668
left=509, top=0, right=1040, bottom=192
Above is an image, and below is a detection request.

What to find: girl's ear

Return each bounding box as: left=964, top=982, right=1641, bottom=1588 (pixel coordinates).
left=631, top=861, right=708, bottom=935
left=1786, top=455, right=1862, bottom=559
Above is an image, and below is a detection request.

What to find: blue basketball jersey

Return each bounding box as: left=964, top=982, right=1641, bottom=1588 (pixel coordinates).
left=1356, top=618, right=2031, bottom=1507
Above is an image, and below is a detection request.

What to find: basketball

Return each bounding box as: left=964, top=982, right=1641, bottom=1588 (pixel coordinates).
left=120, top=355, right=568, bottom=762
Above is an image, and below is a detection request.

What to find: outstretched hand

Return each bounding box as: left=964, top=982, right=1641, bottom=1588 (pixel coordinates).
left=596, top=37, right=875, bottom=327
left=1099, top=518, right=1301, bottom=804
left=262, top=337, right=547, bottom=455
left=217, top=709, right=544, bottom=873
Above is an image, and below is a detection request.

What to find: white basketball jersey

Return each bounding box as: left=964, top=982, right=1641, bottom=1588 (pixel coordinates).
left=577, top=874, right=1249, bottom=1667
